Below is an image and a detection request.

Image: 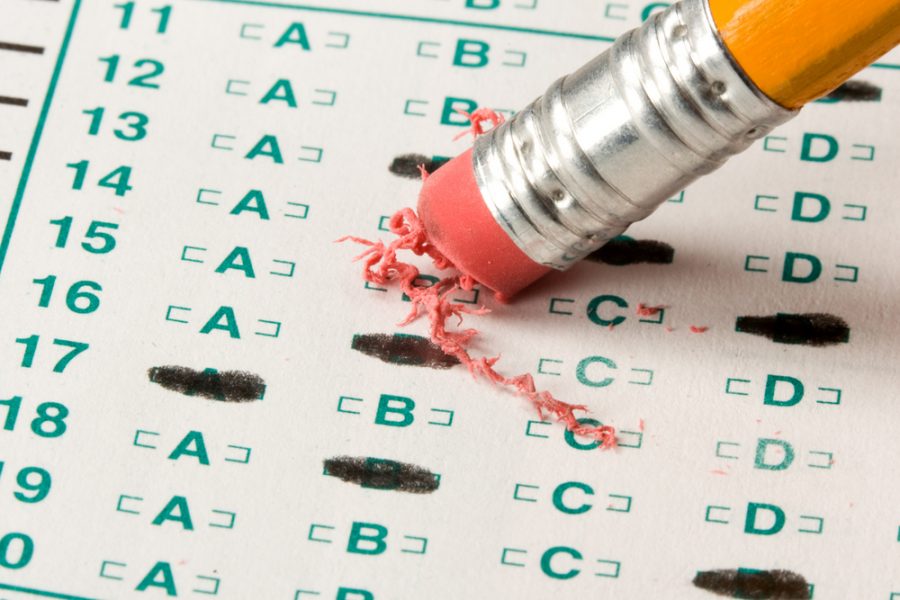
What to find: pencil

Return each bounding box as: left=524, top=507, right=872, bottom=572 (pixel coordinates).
left=415, top=0, right=900, bottom=298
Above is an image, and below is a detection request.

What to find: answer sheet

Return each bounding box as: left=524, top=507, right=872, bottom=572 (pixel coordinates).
left=1, top=0, right=899, bottom=598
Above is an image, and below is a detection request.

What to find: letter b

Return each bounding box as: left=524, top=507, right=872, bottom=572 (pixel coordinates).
left=374, top=395, right=415, bottom=427
left=440, top=96, right=478, bottom=126
left=453, top=39, right=490, bottom=68
left=347, top=522, right=388, bottom=555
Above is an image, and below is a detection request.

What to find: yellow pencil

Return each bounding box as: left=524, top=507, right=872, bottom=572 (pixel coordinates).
left=413, top=0, right=900, bottom=298
left=713, top=0, right=900, bottom=108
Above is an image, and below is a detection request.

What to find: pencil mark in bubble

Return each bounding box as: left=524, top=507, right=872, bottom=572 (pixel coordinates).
left=148, top=366, right=265, bottom=402
left=324, top=456, right=439, bottom=494
left=351, top=333, right=460, bottom=369
left=693, top=568, right=810, bottom=599
left=586, top=237, right=674, bottom=266
left=735, top=313, right=849, bottom=347
left=822, top=80, right=882, bottom=102
left=389, top=154, right=450, bottom=179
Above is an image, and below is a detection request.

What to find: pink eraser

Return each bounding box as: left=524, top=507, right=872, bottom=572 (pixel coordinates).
left=417, top=148, right=552, bottom=298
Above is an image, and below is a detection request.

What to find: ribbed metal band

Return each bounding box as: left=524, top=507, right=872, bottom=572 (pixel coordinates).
left=472, top=0, right=797, bottom=269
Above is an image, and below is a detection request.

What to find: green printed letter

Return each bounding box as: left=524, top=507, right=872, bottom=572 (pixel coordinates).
left=347, top=521, right=388, bottom=555
left=374, top=394, right=415, bottom=427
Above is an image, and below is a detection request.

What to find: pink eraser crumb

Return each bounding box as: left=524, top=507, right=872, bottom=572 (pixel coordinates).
left=690, top=325, right=709, bottom=333
left=636, top=303, right=664, bottom=316
left=341, top=108, right=617, bottom=450
left=342, top=207, right=617, bottom=449
left=417, top=148, right=552, bottom=298
left=453, top=107, right=505, bottom=140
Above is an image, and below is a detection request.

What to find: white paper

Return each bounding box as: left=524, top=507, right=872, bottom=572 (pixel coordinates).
left=1, top=1, right=899, bottom=598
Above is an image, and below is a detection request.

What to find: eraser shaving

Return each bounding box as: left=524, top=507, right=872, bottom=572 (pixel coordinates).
left=340, top=109, right=617, bottom=449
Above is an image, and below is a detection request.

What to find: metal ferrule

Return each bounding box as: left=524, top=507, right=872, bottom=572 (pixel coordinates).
left=472, top=0, right=797, bottom=270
